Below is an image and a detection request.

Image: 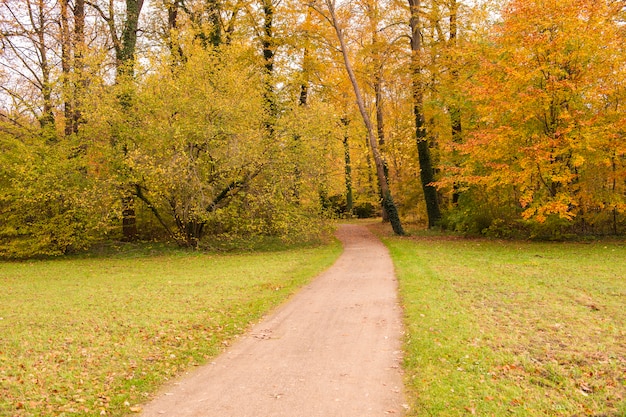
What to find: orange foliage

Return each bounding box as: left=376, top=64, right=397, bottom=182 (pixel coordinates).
left=452, top=0, right=626, bottom=229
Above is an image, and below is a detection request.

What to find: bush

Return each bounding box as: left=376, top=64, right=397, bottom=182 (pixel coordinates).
left=0, top=132, right=111, bottom=258
left=354, top=201, right=377, bottom=218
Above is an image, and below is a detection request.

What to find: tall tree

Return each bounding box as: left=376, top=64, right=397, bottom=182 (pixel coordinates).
left=58, top=0, right=86, bottom=136
left=454, top=0, right=626, bottom=233
left=88, top=0, right=145, bottom=81
left=362, top=0, right=391, bottom=221
left=261, top=0, right=277, bottom=135
left=70, top=0, right=87, bottom=133
left=408, top=0, right=441, bottom=227
left=321, top=0, right=404, bottom=235
left=60, top=0, right=73, bottom=136
left=0, top=0, right=57, bottom=133
left=448, top=0, right=463, bottom=205
left=90, top=0, right=145, bottom=240
left=341, top=116, right=354, bottom=214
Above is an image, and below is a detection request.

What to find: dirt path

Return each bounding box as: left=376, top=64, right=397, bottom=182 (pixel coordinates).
left=140, top=224, right=406, bottom=417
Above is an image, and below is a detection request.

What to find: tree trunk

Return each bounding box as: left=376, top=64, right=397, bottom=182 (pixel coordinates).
left=449, top=0, right=463, bottom=205
left=207, top=0, right=222, bottom=48
left=374, top=69, right=390, bottom=222
left=261, top=0, right=277, bottom=135
left=113, top=0, right=144, bottom=241
left=121, top=196, right=137, bottom=242
left=364, top=135, right=376, bottom=196
left=32, top=0, right=55, bottom=132
left=408, top=0, right=441, bottom=228
left=292, top=48, right=310, bottom=202
left=72, top=0, right=86, bottom=134
left=60, top=0, right=73, bottom=137
left=342, top=117, right=353, bottom=215
left=367, top=3, right=390, bottom=222
left=324, top=0, right=404, bottom=235
left=166, top=0, right=186, bottom=62
left=299, top=49, right=310, bottom=106
left=117, top=0, right=144, bottom=78
left=60, top=0, right=86, bottom=136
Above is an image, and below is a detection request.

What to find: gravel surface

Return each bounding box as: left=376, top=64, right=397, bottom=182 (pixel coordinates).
left=140, top=223, right=406, bottom=417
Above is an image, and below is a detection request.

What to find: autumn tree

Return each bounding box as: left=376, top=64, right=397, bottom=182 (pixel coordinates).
left=0, top=0, right=58, bottom=133
left=407, top=0, right=441, bottom=227
left=56, top=0, right=87, bottom=136
left=88, top=0, right=146, bottom=240
left=278, top=1, right=364, bottom=217
left=452, top=0, right=626, bottom=235
left=3, top=0, right=626, bottom=258
left=0, top=0, right=115, bottom=257
left=315, top=0, right=405, bottom=234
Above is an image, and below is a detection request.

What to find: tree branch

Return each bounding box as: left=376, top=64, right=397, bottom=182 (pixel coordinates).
left=133, top=184, right=177, bottom=240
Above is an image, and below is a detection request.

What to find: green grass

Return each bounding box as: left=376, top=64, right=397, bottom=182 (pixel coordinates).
left=0, top=241, right=341, bottom=416
left=376, top=226, right=626, bottom=417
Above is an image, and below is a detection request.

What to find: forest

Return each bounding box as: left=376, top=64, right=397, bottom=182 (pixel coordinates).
left=1, top=0, right=625, bottom=257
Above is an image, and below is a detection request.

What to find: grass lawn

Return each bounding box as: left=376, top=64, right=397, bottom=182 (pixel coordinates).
left=0, top=241, right=341, bottom=416
left=376, top=225, right=626, bottom=417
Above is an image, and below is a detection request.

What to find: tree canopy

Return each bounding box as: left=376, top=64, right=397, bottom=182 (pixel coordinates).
left=1, top=0, right=624, bottom=256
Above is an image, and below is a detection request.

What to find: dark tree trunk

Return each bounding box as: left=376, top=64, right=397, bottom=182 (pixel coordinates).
left=194, top=0, right=222, bottom=48
left=166, top=0, right=186, bottom=62
left=292, top=48, right=310, bottom=202
left=415, top=133, right=441, bottom=227
left=60, top=0, right=73, bottom=137
left=114, top=0, right=144, bottom=241
left=32, top=0, right=55, bottom=132
left=207, top=0, right=222, bottom=47
left=364, top=136, right=376, bottom=196
left=116, top=0, right=144, bottom=79
left=121, top=196, right=138, bottom=242
left=299, top=49, right=309, bottom=107
left=449, top=0, right=463, bottom=205
left=374, top=70, right=390, bottom=222
left=60, top=0, right=86, bottom=136
left=261, top=0, right=277, bottom=135
left=72, top=0, right=85, bottom=134
left=342, top=117, right=353, bottom=215
left=408, top=0, right=441, bottom=228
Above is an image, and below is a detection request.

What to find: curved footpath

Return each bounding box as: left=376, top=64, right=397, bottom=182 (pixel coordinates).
left=140, top=224, right=406, bottom=417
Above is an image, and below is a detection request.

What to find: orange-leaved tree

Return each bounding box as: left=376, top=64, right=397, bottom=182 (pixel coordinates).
left=453, top=0, right=626, bottom=235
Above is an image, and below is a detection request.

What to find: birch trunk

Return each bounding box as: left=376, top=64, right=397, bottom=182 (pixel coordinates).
left=325, top=0, right=404, bottom=235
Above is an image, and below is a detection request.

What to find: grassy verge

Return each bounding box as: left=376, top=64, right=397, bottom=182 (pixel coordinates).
left=375, top=225, right=625, bottom=416
left=0, top=241, right=341, bottom=416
